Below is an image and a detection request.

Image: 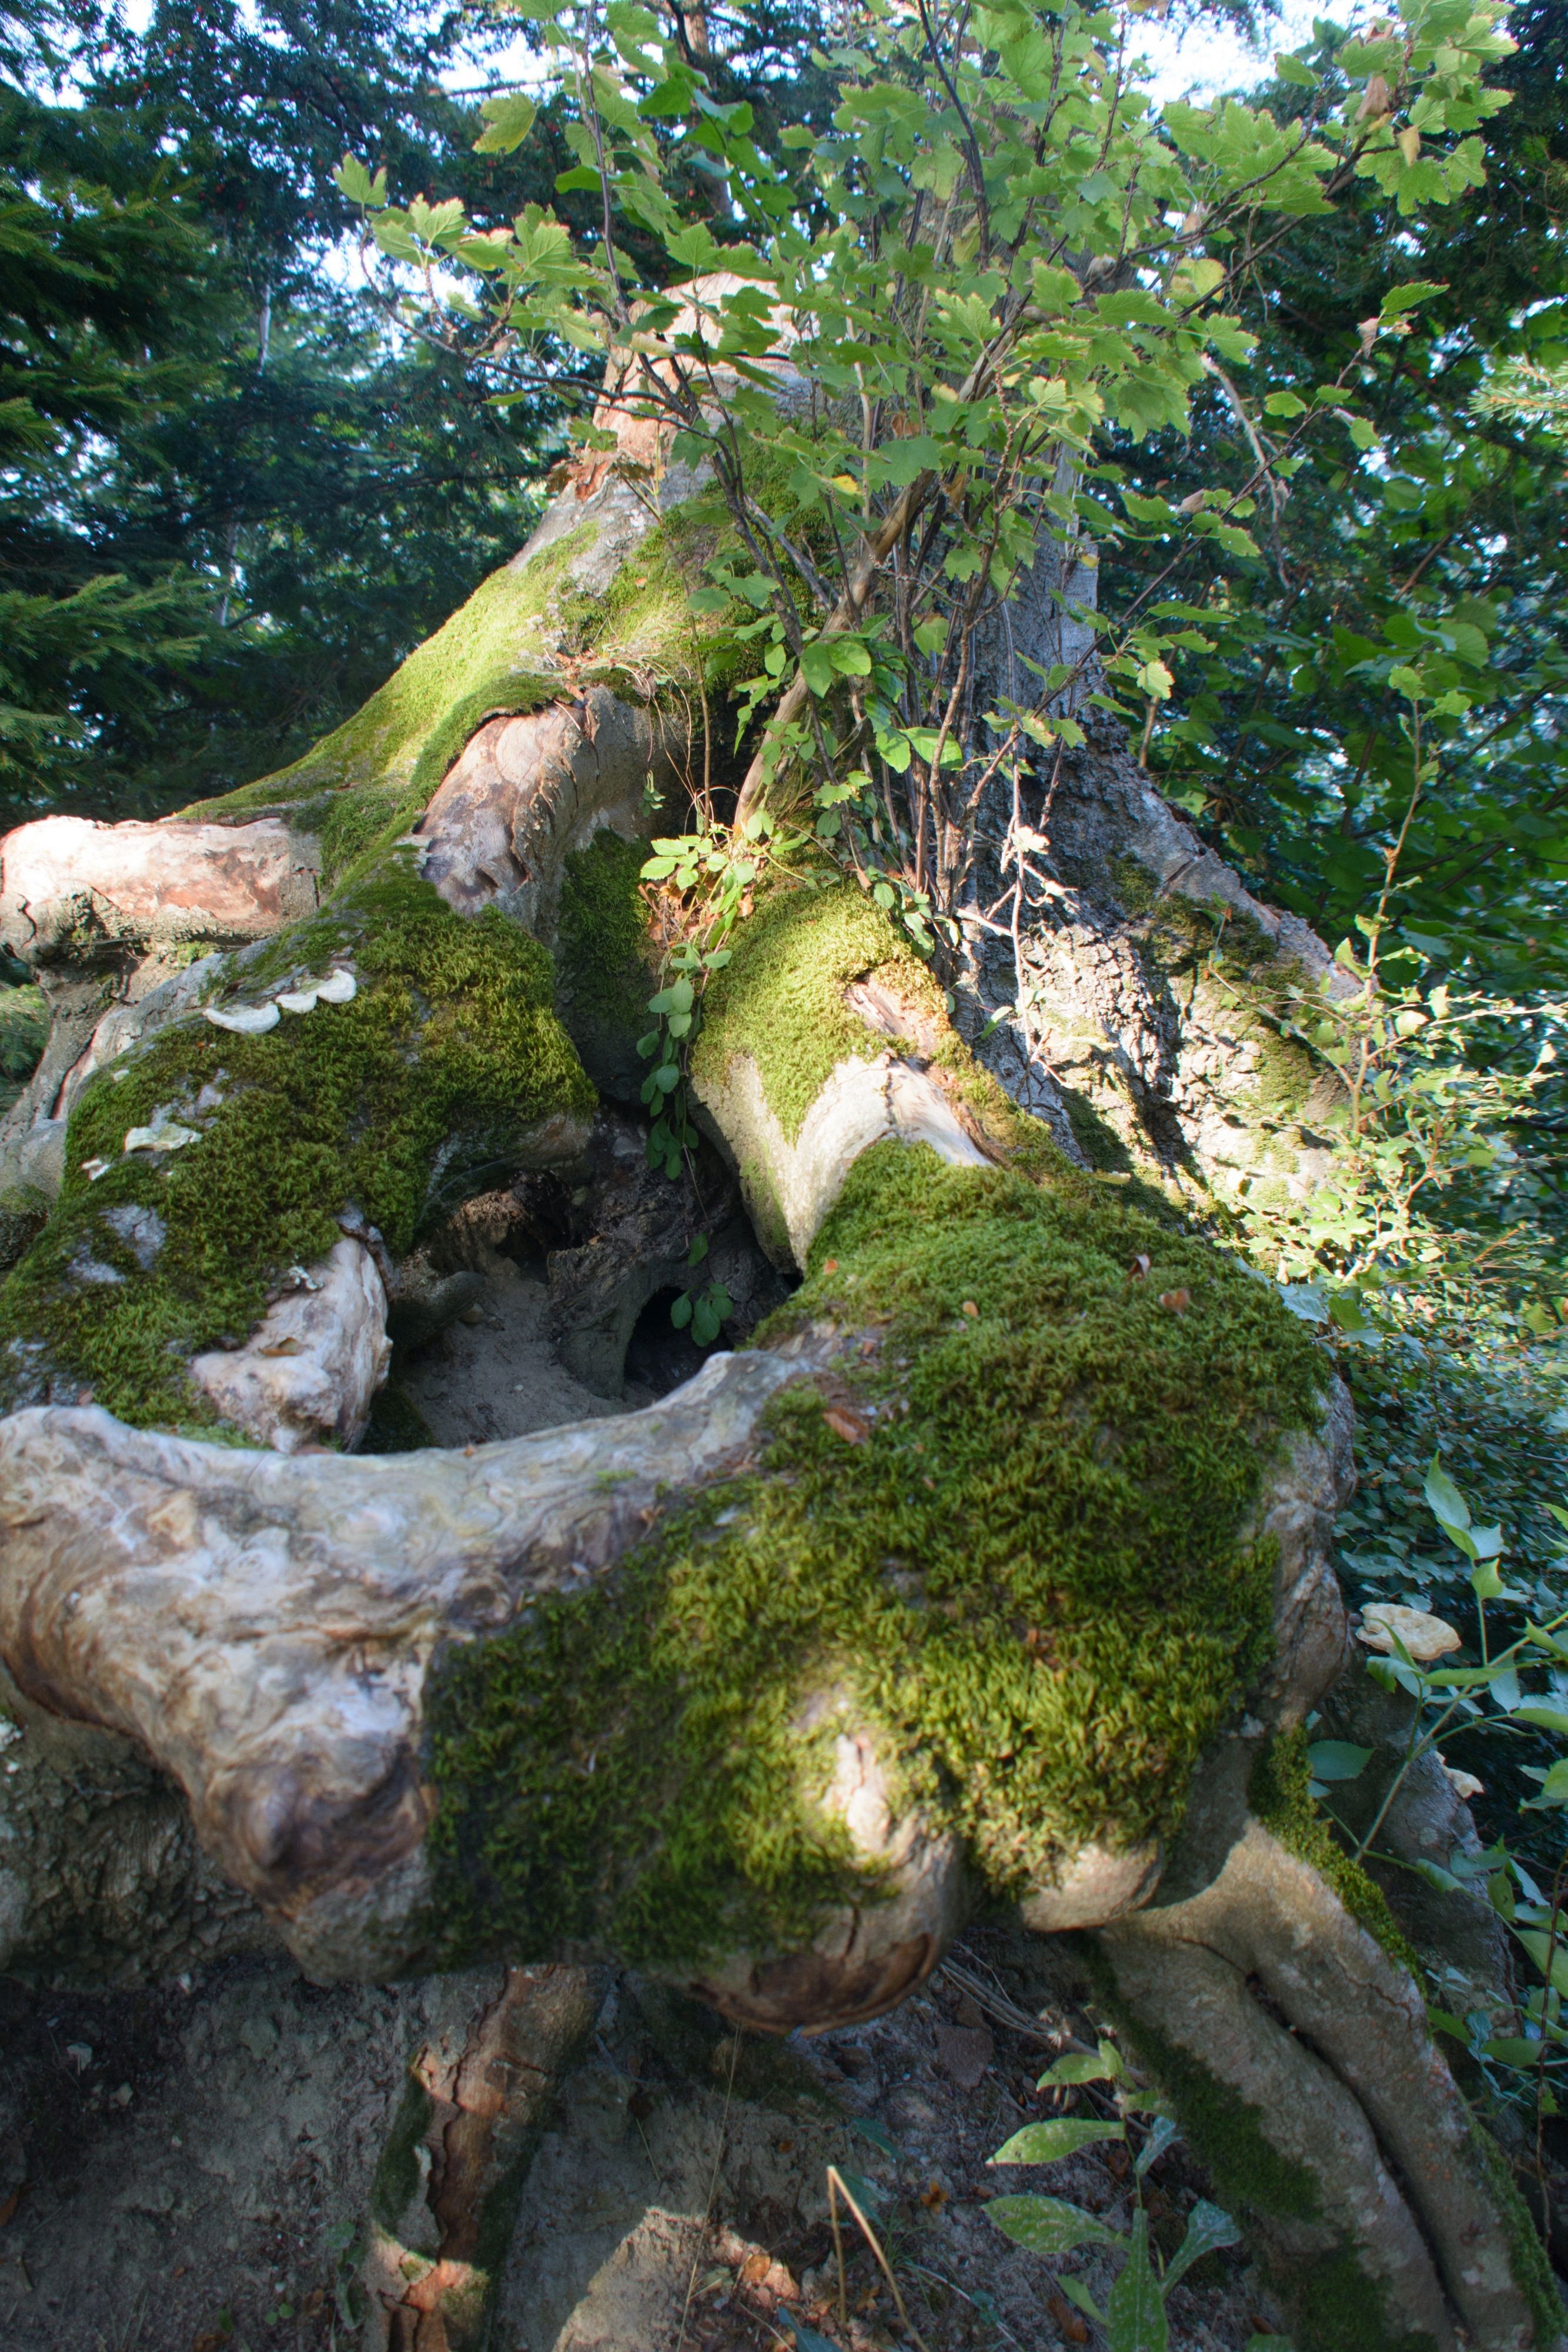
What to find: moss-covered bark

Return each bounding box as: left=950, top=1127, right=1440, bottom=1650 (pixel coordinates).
left=420, top=1138, right=1327, bottom=1972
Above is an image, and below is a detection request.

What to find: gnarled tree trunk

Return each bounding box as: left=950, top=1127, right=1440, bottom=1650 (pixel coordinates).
left=0, top=349, right=1556, bottom=2350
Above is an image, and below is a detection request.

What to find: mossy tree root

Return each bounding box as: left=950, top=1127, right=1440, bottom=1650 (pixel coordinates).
left=0, top=920, right=1347, bottom=2044
left=1100, top=1818, right=1557, bottom=2351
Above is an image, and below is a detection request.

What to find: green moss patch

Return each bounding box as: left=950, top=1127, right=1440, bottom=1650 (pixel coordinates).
left=179, top=502, right=743, bottom=875
left=0, top=982, right=47, bottom=1112
left=692, top=884, right=948, bottom=1143
left=180, top=550, right=577, bottom=830
left=1249, top=1728, right=1422, bottom=1975
left=1467, top=2113, right=1565, bottom=2347
left=1110, top=1999, right=1437, bottom=2352
left=0, top=865, right=592, bottom=1425
left=555, top=830, right=659, bottom=1082
left=422, top=1138, right=1327, bottom=1970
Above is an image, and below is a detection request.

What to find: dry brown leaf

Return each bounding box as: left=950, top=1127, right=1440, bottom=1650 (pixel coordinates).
left=0, top=2183, right=28, bottom=2229
left=823, top=1258, right=839, bottom=1275
left=1049, top=2291, right=1091, bottom=2343
left=1128, top=1254, right=1151, bottom=1280
left=823, top=1406, right=870, bottom=1444
left=1159, top=1289, right=1191, bottom=1314
left=961, top=1299, right=979, bottom=1318
left=740, top=2250, right=771, bottom=2286
left=920, top=2179, right=948, bottom=2211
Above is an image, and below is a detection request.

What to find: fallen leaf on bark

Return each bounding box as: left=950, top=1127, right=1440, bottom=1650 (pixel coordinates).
left=0, top=2183, right=29, bottom=2227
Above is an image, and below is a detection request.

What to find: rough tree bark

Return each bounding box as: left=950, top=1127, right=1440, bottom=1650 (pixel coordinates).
left=0, top=333, right=1556, bottom=2351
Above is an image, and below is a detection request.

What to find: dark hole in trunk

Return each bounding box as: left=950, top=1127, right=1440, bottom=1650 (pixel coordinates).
left=623, top=1285, right=724, bottom=1400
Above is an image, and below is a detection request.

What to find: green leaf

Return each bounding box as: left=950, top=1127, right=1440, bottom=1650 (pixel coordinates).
left=990, top=2118, right=1125, bottom=2164
left=1510, top=1708, right=1568, bottom=1737
left=1306, top=1741, right=1372, bottom=1782
left=474, top=93, right=538, bottom=154
left=800, top=643, right=835, bottom=696
left=1038, top=2043, right=1125, bottom=2089
left=648, top=977, right=694, bottom=1015
left=1424, top=1458, right=1472, bottom=1534
left=687, top=1232, right=709, bottom=1265
left=333, top=155, right=388, bottom=208
left=985, top=2195, right=1118, bottom=2256
left=1163, top=2199, right=1243, bottom=2291
left=670, top=1292, right=693, bottom=1329
left=1106, top=2209, right=1168, bottom=2352
left=1379, top=279, right=1447, bottom=320
left=1515, top=1928, right=1568, bottom=1999
left=1275, top=52, right=1320, bottom=85
left=1061, top=2277, right=1108, bottom=2327
left=828, top=637, right=873, bottom=676
left=1483, top=2037, right=1550, bottom=2069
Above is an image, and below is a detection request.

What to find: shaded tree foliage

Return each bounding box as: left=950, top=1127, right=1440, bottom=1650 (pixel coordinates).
left=1104, top=0, right=1568, bottom=995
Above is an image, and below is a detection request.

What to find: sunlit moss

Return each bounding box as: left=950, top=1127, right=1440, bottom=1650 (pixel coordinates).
left=421, top=1140, right=1327, bottom=1969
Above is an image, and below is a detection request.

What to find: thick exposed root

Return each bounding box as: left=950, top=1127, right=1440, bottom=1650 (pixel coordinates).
left=0, top=1354, right=814, bottom=1981
left=362, top=1961, right=601, bottom=2352
left=1099, top=1819, right=1554, bottom=2351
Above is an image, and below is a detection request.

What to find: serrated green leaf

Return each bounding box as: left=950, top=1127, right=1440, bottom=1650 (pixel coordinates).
left=474, top=93, right=538, bottom=154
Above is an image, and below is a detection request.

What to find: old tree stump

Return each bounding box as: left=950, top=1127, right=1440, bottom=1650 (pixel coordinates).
left=0, top=320, right=1555, bottom=2351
